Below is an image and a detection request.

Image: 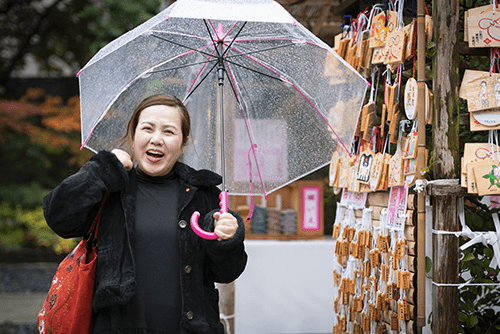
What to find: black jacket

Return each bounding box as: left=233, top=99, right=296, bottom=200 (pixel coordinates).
left=43, top=150, right=247, bottom=333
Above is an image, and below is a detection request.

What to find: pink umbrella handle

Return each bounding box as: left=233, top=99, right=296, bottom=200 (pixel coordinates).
left=190, top=192, right=229, bottom=240
left=219, top=191, right=228, bottom=214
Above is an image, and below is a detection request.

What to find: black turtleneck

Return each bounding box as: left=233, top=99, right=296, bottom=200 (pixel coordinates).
left=93, top=167, right=181, bottom=334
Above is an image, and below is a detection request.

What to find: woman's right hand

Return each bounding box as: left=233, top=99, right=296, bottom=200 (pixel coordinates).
left=111, top=149, right=133, bottom=171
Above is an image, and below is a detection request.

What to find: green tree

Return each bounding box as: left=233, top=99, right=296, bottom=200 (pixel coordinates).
left=0, top=0, right=161, bottom=85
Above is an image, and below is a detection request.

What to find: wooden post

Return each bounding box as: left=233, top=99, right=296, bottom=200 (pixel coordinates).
left=428, top=180, right=465, bottom=334
left=416, top=0, right=427, bottom=327
left=218, top=282, right=235, bottom=334
left=432, top=0, right=461, bottom=177
left=430, top=1, right=461, bottom=332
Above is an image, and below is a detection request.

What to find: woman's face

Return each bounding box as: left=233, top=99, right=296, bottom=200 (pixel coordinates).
left=133, top=104, right=186, bottom=177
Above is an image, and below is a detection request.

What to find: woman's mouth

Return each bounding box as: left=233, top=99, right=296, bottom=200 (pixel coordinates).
left=146, top=150, right=164, bottom=161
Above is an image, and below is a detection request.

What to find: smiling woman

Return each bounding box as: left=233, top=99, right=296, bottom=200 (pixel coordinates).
left=42, top=95, right=248, bottom=334
left=113, top=99, right=188, bottom=177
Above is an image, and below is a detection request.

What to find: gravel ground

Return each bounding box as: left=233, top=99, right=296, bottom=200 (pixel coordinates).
left=0, top=263, right=58, bottom=334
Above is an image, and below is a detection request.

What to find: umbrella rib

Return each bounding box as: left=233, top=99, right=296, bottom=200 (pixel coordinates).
left=183, top=59, right=219, bottom=102
left=228, top=44, right=353, bottom=155
left=220, top=22, right=247, bottom=58
left=224, top=42, right=297, bottom=60
left=151, top=33, right=215, bottom=58
left=224, top=62, right=268, bottom=199
left=148, top=58, right=218, bottom=74
left=223, top=59, right=282, bottom=82
left=203, top=19, right=222, bottom=58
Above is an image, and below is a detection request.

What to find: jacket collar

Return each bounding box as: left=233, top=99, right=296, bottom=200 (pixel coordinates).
left=173, top=161, right=222, bottom=187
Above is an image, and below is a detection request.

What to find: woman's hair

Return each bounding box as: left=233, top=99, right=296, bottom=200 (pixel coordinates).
left=118, top=95, right=191, bottom=152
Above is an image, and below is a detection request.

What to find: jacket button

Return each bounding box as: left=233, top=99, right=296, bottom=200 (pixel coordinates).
left=179, top=220, right=187, bottom=229
left=184, top=265, right=192, bottom=274
left=186, top=311, right=194, bottom=320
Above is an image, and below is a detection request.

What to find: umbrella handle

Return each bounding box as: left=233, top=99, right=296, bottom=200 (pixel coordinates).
left=190, top=212, right=218, bottom=240
left=219, top=191, right=228, bottom=214
left=190, top=192, right=228, bottom=240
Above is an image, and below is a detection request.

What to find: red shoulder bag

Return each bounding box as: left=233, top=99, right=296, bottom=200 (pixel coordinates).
left=37, top=194, right=109, bottom=334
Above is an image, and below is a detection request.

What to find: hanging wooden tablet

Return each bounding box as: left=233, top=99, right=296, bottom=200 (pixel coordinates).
left=474, top=159, right=500, bottom=195
left=389, top=109, right=401, bottom=144
left=386, top=84, right=397, bottom=123
left=371, top=46, right=386, bottom=64
left=369, top=11, right=398, bottom=48
left=345, top=39, right=357, bottom=66
left=329, top=150, right=341, bottom=187
left=381, top=104, right=387, bottom=139
left=356, top=149, right=376, bottom=184
left=391, top=312, right=399, bottom=331
left=461, top=71, right=500, bottom=112
left=404, top=158, right=417, bottom=179
left=388, top=151, right=404, bottom=187
left=403, top=132, right=418, bottom=159
left=463, top=142, right=500, bottom=188
left=363, top=110, right=379, bottom=142
left=404, top=19, right=417, bottom=60
left=348, top=163, right=360, bottom=192
left=337, top=37, right=350, bottom=59
left=370, top=152, right=385, bottom=191
left=336, top=156, right=350, bottom=189
left=384, top=29, right=407, bottom=64
left=360, top=102, right=372, bottom=135
left=358, top=30, right=372, bottom=75
left=333, top=32, right=343, bottom=53
left=377, top=154, right=392, bottom=191
left=425, top=15, right=433, bottom=45
left=404, top=78, right=418, bottom=120
left=467, top=4, right=500, bottom=47
left=467, top=161, right=479, bottom=193
left=426, top=84, right=434, bottom=125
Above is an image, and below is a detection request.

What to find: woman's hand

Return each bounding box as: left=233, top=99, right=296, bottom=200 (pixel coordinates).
left=111, top=149, right=133, bottom=171
left=213, top=212, right=238, bottom=241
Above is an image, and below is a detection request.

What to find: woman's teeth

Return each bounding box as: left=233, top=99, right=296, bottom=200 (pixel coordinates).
left=147, top=150, right=164, bottom=158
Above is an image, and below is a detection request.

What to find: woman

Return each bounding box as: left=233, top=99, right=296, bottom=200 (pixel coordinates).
left=43, top=95, right=248, bottom=334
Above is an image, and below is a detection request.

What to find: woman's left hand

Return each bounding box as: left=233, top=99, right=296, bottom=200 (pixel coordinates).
left=213, top=212, right=238, bottom=241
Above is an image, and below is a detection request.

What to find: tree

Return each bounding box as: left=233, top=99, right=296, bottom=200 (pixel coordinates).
left=0, top=0, right=161, bottom=86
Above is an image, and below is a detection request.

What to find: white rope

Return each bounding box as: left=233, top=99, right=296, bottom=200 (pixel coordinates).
left=220, top=313, right=235, bottom=334
left=430, top=199, right=500, bottom=287
left=414, top=178, right=427, bottom=193
left=432, top=281, right=500, bottom=289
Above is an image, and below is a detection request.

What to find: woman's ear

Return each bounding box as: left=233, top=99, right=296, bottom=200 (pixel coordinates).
left=182, top=136, right=190, bottom=153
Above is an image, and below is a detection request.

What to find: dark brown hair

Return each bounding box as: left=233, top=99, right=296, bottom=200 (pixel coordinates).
left=120, top=95, right=191, bottom=152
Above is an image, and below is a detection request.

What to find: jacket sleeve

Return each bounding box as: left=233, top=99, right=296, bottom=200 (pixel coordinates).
left=202, top=208, right=248, bottom=283
left=43, top=150, right=129, bottom=239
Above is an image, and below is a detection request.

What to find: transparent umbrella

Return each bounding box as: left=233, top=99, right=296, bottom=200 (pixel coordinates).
left=78, top=0, right=368, bottom=237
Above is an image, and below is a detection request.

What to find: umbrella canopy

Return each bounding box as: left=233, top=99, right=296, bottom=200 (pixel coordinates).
left=78, top=0, right=368, bottom=197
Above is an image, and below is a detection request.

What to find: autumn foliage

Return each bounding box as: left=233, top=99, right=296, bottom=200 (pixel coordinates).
left=0, top=87, right=92, bottom=166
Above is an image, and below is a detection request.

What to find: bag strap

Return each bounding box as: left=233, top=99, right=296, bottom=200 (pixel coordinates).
left=86, top=193, right=110, bottom=246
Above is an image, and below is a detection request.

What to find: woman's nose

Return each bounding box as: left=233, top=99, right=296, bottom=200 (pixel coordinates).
left=150, top=131, right=163, bottom=144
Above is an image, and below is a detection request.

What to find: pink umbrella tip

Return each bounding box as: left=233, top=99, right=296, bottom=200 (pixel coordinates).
left=76, top=70, right=82, bottom=77
left=217, top=23, right=224, bottom=38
